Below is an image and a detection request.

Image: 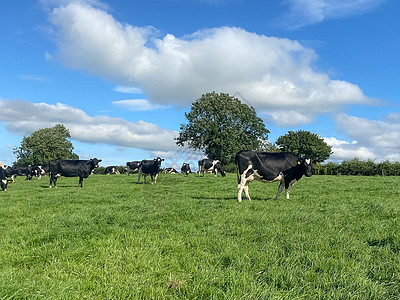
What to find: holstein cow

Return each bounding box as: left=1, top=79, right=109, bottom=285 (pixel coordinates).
left=198, top=159, right=226, bottom=177
left=235, top=151, right=313, bottom=202
left=105, top=166, right=120, bottom=175
left=163, top=167, right=179, bottom=174
left=3, top=165, right=33, bottom=182
left=181, top=163, right=191, bottom=175
left=126, top=161, right=141, bottom=175
left=33, top=164, right=50, bottom=180
left=138, top=157, right=164, bottom=184
left=0, top=162, right=7, bottom=191
left=49, top=158, right=102, bottom=188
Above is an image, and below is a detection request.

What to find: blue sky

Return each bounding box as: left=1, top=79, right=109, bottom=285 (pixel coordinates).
left=1, top=0, right=400, bottom=169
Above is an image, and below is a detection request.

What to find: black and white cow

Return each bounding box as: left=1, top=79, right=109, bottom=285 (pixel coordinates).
left=163, top=167, right=179, bottom=174
left=105, top=166, right=120, bottom=175
left=49, top=158, right=102, bottom=188
left=235, top=151, right=313, bottom=202
left=33, top=164, right=50, bottom=180
left=126, top=161, right=141, bottom=175
left=198, top=159, right=226, bottom=177
left=0, top=166, right=7, bottom=191
left=3, top=165, right=33, bottom=182
left=181, top=163, right=191, bottom=175
left=138, top=157, right=164, bottom=184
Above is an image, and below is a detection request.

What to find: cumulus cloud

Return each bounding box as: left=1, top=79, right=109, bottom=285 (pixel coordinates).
left=332, top=113, right=400, bottom=161
left=47, top=2, right=372, bottom=127
left=279, top=0, right=386, bottom=29
left=324, top=137, right=376, bottom=161
left=0, top=99, right=178, bottom=152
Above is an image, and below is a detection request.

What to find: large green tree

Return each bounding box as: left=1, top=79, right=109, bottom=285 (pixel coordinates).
left=176, top=92, right=269, bottom=164
left=13, top=124, right=79, bottom=166
left=276, top=130, right=332, bottom=162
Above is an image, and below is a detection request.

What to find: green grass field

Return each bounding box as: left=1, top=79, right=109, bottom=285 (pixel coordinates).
left=0, top=173, right=399, bottom=299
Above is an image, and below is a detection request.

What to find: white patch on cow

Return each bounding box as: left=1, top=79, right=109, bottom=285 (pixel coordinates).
left=305, top=159, right=311, bottom=164
left=2, top=179, right=6, bottom=186
left=238, top=164, right=254, bottom=202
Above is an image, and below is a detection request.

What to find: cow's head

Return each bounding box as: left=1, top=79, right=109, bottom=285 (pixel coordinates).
left=87, top=158, right=102, bottom=168
left=154, top=157, right=164, bottom=167
left=299, top=158, right=313, bottom=177
left=215, top=161, right=226, bottom=177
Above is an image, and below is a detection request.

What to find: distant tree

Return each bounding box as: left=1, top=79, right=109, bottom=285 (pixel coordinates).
left=276, top=130, right=332, bottom=162
left=176, top=92, right=270, bottom=165
left=13, top=124, right=79, bottom=166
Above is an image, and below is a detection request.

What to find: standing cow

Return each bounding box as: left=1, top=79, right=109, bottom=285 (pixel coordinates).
left=49, top=158, right=102, bottom=188
left=181, top=163, right=191, bottom=175
left=138, top=157, right=164, bottom=184
left=235, top=151, right=313, bottom=202
left=198, top=159, right=226, bottom=177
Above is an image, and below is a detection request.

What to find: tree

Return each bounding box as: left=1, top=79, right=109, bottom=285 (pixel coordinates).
left=276, top=130, right=332, bottom=162
left=176, top=92, right=270, bottom=165
left=13, top=124, right=79, bottom=166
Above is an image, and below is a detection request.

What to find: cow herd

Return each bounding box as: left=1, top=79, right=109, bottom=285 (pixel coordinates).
left=1, top=151, right=314, bottom=201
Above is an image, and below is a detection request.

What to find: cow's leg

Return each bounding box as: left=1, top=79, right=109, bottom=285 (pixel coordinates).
left=244, top=182, right=251, bottom=201
left=138, top=169, right=142, bottom=183
left=150, top=174, right=154, bottom=184
left=237, top=164, right=253, bottom=202
left=275, top=181, right=285, bottom=200
left=154, top=173, right=158, bottom=184
left=285, top=179, right=297, bottom=200
left=11, top=175, right=15, bottom=183
left=79, top=177, right=83, bottom=188
left=144, top=174, right=147, bottom=184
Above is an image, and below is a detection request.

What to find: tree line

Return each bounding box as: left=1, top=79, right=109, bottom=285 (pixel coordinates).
left=314, top=158, right=400, bottom=176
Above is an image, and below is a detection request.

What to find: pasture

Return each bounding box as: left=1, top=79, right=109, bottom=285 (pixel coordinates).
left=0, top=174, right=399, bottom=299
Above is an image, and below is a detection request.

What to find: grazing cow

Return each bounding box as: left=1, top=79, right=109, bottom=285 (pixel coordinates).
left=33, top=164, right=50, bottom=179
left=235, top=151, right=313, bottom=202
left=0, top=163, right=7, bottom=191
left=163, top=167, right=179, bottom=174
left=198, top=159, right=226, bottom=177
left=105, top=166, right=120, bottom=175
left=138, top=157, right=164, bottom=184
left=49, top=158, right=102, bottom=188
left=126, top=161, right=141, bottom=175
left=3, top=165, right=33, bottom=182
left=181, top=163, right=191, bottom=175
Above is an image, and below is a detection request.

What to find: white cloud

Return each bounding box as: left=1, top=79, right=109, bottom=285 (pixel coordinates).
left=324, top=137, right=376, bottom=161
left=332, top=113, right=400, bottom=161
left=114, top=86, right=143, bottom=94
left=0, top=99, right=178, bottom=152
left=112, top=99, right=170, bottom=111
left=47, top=2, right=372, bottom=127
left=280, top=0, right=386, bottom=29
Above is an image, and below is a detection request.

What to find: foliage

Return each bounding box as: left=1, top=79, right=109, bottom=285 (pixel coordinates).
left=276, top=130, right=332, bottom=162
left=13, top=124, right=78, bottom=166
left=1, top=174, right=399, bottom=298
left=176, top=92, right=270, bottom=165
left=317, top=158, right=400, bottom=176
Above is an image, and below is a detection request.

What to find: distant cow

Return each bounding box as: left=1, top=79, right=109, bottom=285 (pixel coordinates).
left=126, top=161, right=141, bottom=175
left=33, top=164, right=50, bottom=179
left=163, top=167, right=178, bottom=174
left=138, top=157, right=164, bottom=184
left=3, top=165, right=33, bottom=182
left=198, top=159, right=226, bottom=177
left=235, top=151, right=313, bottom=202
left=49, top=158, right=102, bottom=188
left=0, top=166, right=7, bottom=191
left=105, top=166, right=120, bottom=175
left=181, top=163, right=191, bottom=175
